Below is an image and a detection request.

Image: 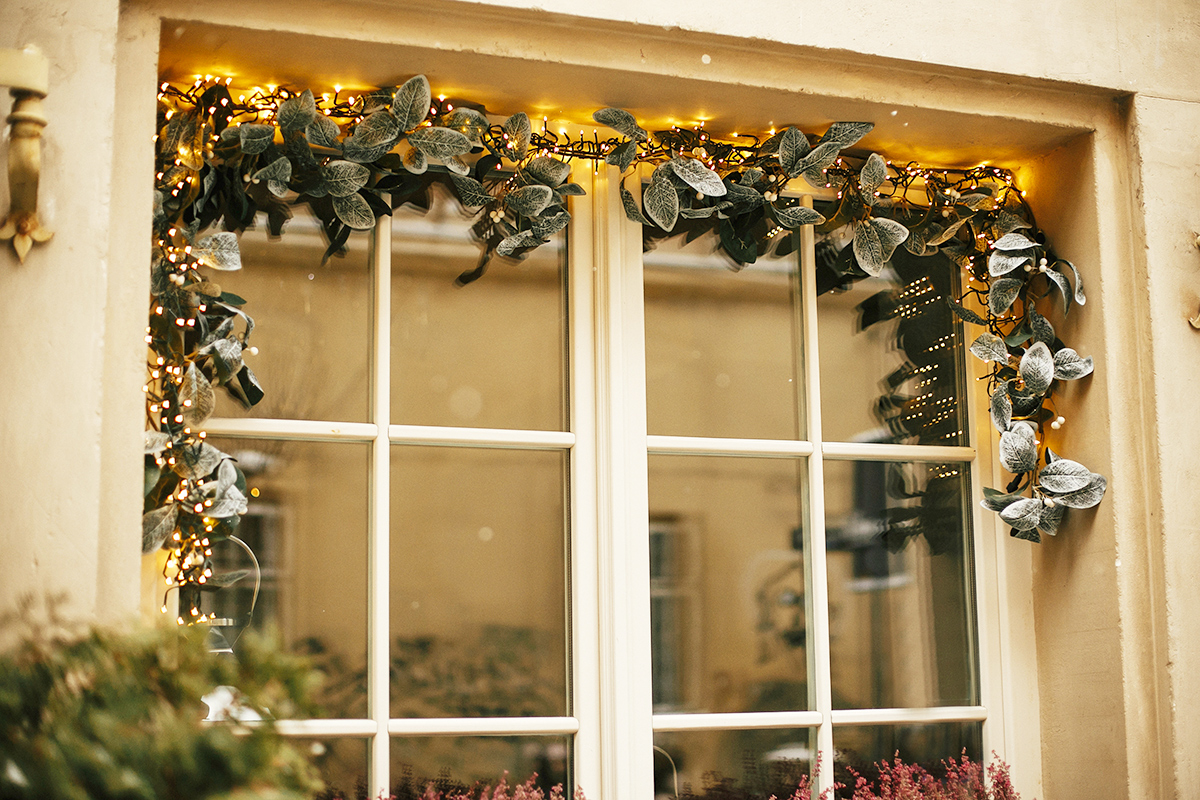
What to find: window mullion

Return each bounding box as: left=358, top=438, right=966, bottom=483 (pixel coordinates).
left=368, top=216, right=392, bottom=797
left=797, top=195, right=836, bottom=793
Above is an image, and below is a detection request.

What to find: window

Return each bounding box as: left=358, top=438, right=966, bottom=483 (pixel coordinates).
left=197, top=150, right=990, bottom=797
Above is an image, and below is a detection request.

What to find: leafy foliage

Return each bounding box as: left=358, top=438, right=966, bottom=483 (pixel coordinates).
left=0, top=604, right=321, bottom=800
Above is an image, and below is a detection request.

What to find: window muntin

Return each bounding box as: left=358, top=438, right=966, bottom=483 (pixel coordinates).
left=199, top=165, right=987, bottom=796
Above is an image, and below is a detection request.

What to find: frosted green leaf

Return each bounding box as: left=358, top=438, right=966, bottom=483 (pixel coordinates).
left=496, top=230, right=540, bottom=257
left=193, top=232, right=242, bottom=271
left=643, top=176, right=679, bottom=231
left=505, top=185, right=554, bottom=217
left=503, top=112, right=531, bottom=160
left=959, top=193, right=995, bottom=211
left=620, top=180, right=650, bottom=225
left=180, top=363, right=215, bottom=429
left=772, top=203, right=825, bottom=229
left=321, top=160, right=370, bottom=198
left=1020, top=341, right=1055, bottom=395
left=532, top=211, right=571, bottom=239
left=238, top=123, right=274, bottom=154
left=1053, top=348, right=1094, bottom=380
left=332, top=192, right=376, bottom=230
left=142, top=504, right=179, bottom=554
left=392, top=74, right=432, bottom=132
left=277, top=89, right=316, bottom=131
left=449, top=174, right=492, bottom=208
left=776, top=127, right=811, bottom=178
left=1037, top=501, right=1065, bottom=535
left=171, top=442, right=225, bottom=480
left=352, top=109, right=401, bottom=148
left=402, top=146, right=428, bottom=174
left=408, top=125, right=472, bottom=159
left=988, top=277, right=1023, bottom=314
left=993, top=211, right=1031, bottom=237
left=990, top=384, right=1012, bottom=432
left=928, top=216, right=969, bottom=245
left=818, top=121, right=873, bottom=148
left=1056, top=259, right=1086, bottom=305
left=1000, top=498, right=1043, bottom=531
left=1029, top=306, right=1055, bottom=346
left=853, top=221, right=884, bottom=276
left=445, top=107, right=489, bottom=142
left=1039, top=459, right=1092, bottom=493
left=988, top=250, right=1031, bottom=276
left=993, top=232, right=1036, bottom=251
left=207, top=482, right=247, bottom=519
left=947, top=296, right=987, bottom=325
left=307, top=113, right=341, bottom=148
left=144, top=431, right=171, bottom=456
left=668, top=157, right=727, bottom=197
left=592, top=107, right=648, bottom=141
left=1055, top=473, right=1107, bottom=509
left=999, top=422, right=1038, bottom=474
left=252, top=156, right=292, bottom=188
left=444, top=155, right=470, bottom=175
left=605, top=140, right=637, bottom=172
left=860, top=153, right=887, bottom=196
left=980, top=488, right=1024, bottom=512
left=1044, top=267, right=1074, bottom=314
left=523, top=156, right=571, bottom=188
left=870, top=217, right=909, bottom=260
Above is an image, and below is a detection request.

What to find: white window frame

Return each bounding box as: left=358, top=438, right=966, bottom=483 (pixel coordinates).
left=201, top=155, right=1008, bottom=799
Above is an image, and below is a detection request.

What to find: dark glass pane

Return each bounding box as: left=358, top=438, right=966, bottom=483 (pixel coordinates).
left=389, top=446, right=568, bottom=718
left=648, top=455, right=809, bottom=713
left=212, top=209, right=371, bottom=422
left=391, top=183, right=567, bottom=431
left=816, top=236, right=967, bottom=446
left=654, top=728, right=815, bottom=799
left=825, top=460, right=976, bottom=709
left=310, top=739, right=369, bottom=800
left=833, top=722, right=983, bottom=798
left=202, top=438, right=370, bottom=719
left=390, top=736, right=570, bottom=798
left=645, top=227, right=803, bottom=440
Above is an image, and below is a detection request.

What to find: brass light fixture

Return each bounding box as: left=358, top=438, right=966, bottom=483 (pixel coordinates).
left=0, top=45, right=51, bottom=263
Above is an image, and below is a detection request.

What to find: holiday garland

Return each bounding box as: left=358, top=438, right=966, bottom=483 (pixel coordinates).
left=144, top=74, right=1106, bottom=618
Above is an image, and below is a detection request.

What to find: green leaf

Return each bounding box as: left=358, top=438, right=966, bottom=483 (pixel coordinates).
left=238, top=123, right=274, bottom=155
left=989, top=250, right=1031, bottom=276
left=277, top=89, right=316, bottom=132
left=523, top=156, right=571, bottom=187
left=142, top=504, right=179, bottom=554
left=392, top=74, right=432, bottom=132
left=505, top=185, right=554, bottom=216
left=999, top=422, right=1038, bottom=473
left=592, top=107, right=648, bottom=141
left=1039, top=459, right=1092, bottom=493
left=322, top=160, right=370, bottom=198
left=988, top=277, right=1023, bottom=314
left=180, top=363, right=215, bottom=429
left=1020, top=341, right=1054, bottom=395
left=235, top=366, right=264, bottom=407
left=1000, top=498, right=1043, bottom=531
left=719, top=219, right=758, bottom=266
left=818, top=121, right=873, bottom=148
left=776, top=127, right=811, bottom=178
left=306, top=113, right=341, bottom=148
left=449, top=174, right=492, bottom=208
left=620, top=180, right=650, bottom=225
left=643, top=176, right=679, bottom=231
left=408, top=126, right=472, bottom=159
left=772, top=203, right=824, bottom=229
left=668, top=157, right=726, bottom=196
left=990, top=384, right=1012, bottom=432
left=969, top=331, right=1009, bottom=363
left=332, top=192, right=376, bottom=230
left=444, top=107, right=489, bottom=142
left=1053, top=347, right=1094, bottom=380
left=193, top=232, right=242, bottom=271
left=1011, top=527, right=1042, bottom=543
left=1054, top=473, right=1107, bottom=509
left=859, top=153, right=887, bottom=196
left=993, top=232, right=1037, bottom=251
left=605, top=140, right=638, bottom=172
left=503, top=112, right=531, bottom=160
left=947, top=296, right=987, bottom=325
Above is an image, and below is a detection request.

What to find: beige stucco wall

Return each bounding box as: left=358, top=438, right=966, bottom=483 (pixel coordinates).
left=3, top=0, right=1199, bottom=797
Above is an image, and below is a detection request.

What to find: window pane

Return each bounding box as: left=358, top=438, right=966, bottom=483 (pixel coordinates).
left=648, top=455, right=809, bottom=713
left=390, top=446, right=569, bottom=718
left=390, top=735, right=570, bottom=797
left=833, top=722, right=982, bottom=791
left=653, top=728, right=815, bottom=799
left=310, top=738, right=369, bottom=800
left=824, top=460, right=977, bottom=709
left=212, top=209, right=371, bottom=422
left=203, top=438, right=370, bottom=719
left=391, top=183, right=567, bottom=431
left=816, top=238, right=967, bottom=446
left=644, top=227, right=803, bottom=440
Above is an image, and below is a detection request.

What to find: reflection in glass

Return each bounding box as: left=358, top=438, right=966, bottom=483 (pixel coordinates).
left=390, top=736, right=570, bottom=798
left=644, top=226, right=803, bottom=440
left=391, top=182, right=567, bottom=431
left=212, top=209, right=371, bottom=422
left=203, top=438, right=370, bottom=718
left=824, top=460, right=976, bottom=709
left=310, top=739, right=369, bottom=800
left=653, top=728, right=815, bottom=799
left=648, top=455, right=809, bottom=714
left=815, top=232, right=967, bottom=446
left=833, top=722, right=982, bottom=793
left=390, top=446, right=568, bottom=718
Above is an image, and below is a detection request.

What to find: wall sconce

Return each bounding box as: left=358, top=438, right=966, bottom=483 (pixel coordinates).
left=0, top=46, right=51, bottom=264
